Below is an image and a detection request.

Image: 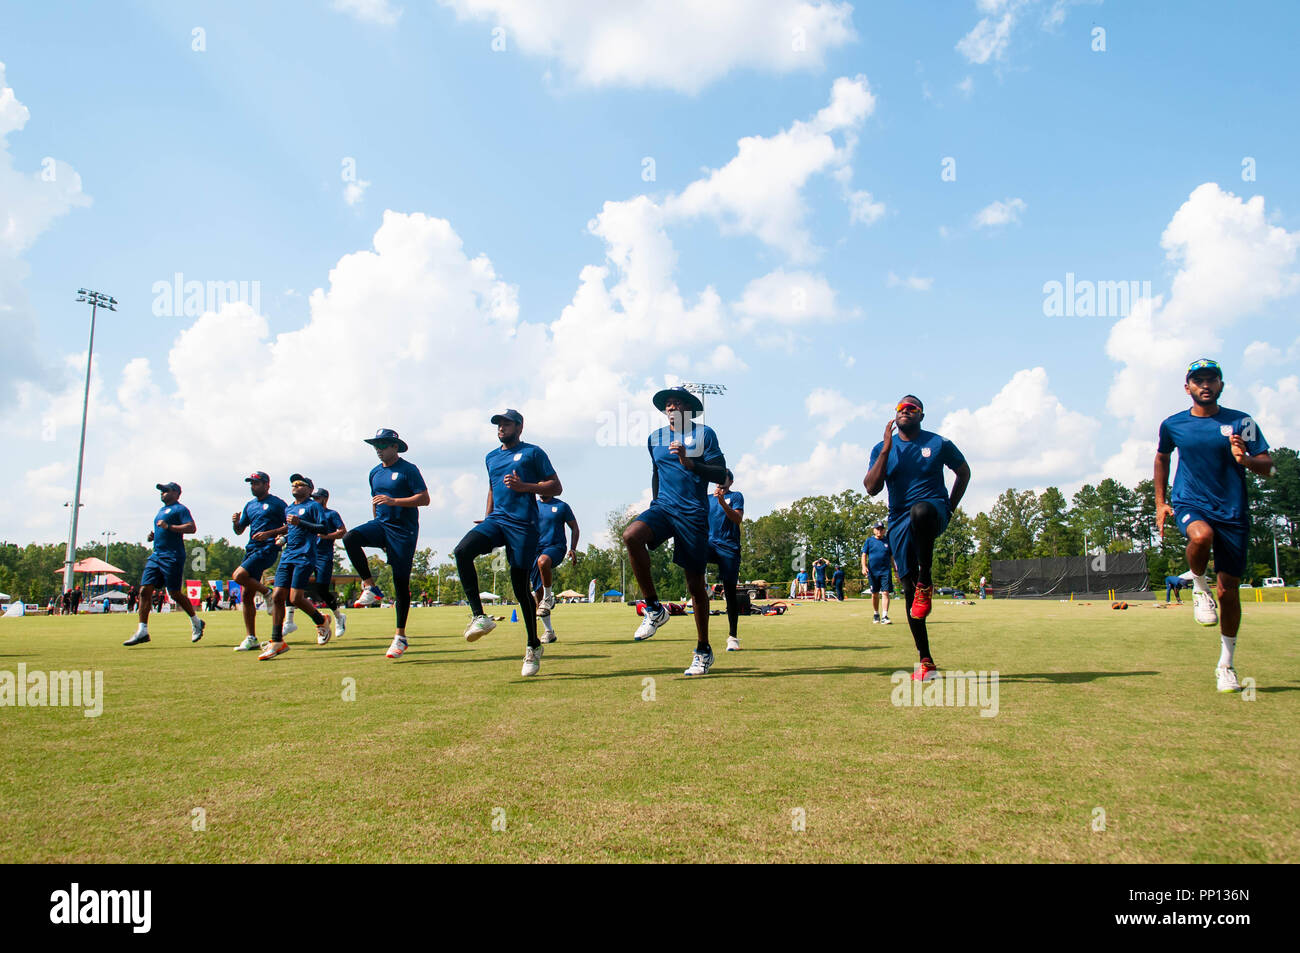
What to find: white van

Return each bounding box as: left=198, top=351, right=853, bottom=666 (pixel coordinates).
left=1262, top=577, right=1285, bottom=588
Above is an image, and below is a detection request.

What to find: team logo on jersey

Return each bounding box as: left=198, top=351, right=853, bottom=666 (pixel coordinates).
left=725, top=496, right=732, bottom=505
left=1220, top=424, right=1233, bottom=437
left=551, top=506, right=558, bottom=513
left=262, top=503, right=268, bottom=510
left=513, top=453, right=522, bottom=462
left=684, top=435, right=695, bottom=446
left=391, top=472, right=398, bottom=481
left=921, top=447, right=932, bottom=458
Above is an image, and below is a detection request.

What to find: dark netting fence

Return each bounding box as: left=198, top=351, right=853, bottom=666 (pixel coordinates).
left=991, top=553, right=1150, bottom=598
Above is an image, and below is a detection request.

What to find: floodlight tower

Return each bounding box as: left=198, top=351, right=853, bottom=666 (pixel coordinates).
left=679, top=381, right=727, bottom=423
left=62, top=289, right=116, bottom=594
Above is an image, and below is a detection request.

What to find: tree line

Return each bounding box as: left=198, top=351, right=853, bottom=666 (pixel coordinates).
left=2, top=447, right=1295, bottom=604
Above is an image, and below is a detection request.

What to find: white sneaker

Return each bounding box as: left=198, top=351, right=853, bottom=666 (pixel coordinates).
left=385, top=635, right=408, bottom=659
left=726, top=635, right=740, bottom=652
left=872, top=614, right=880, bottom=624
left=190, top=618, right=205, bottom=643
left=334, top=610, right=346, bottom=638
left=522, top=644, right=543, bottom=677
left=539, top=628, right=557, bottom=644
left=262, top=598, right=273, bottom=616
left=684, top=647, right=715, bottom=677
left=464, top=614, right=497, bottom=642
left=1216, top=666, right=1242, bottom=693
left=354, top=585, right=384, bottom=607
left=282, top=620, right=299, bottom=637
left=881, top=615, right=892, bottom=625
left=234, top=635, right=260, bottom=652
left=1193, top=589, right=1218, bottom=626
left=316, top=623, right=331, bottom=645
left=539, top=591, right=556, bottom=616
left=634, top=604, right=670, bottom=641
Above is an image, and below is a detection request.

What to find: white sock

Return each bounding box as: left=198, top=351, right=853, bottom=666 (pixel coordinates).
left=1191, top=573, right=1210, bottom=593
left=541, top=615, right=554, bottom=634
left=1218, top=635, right=1236, bottom=669
left=137, top=622, right=148, bottom=633
left=543, top=586, right=552, bottom=599
left=287, top=607, right=295, bottom=621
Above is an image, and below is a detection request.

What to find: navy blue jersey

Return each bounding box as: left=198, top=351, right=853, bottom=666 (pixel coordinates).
left=487, top=443, right=556, bottom=527
left=237, top=495, right=288, bottom=554
left=707, top=490, right=744, bottom=551
left=282, top=499, right=327, bottom=562
left=869, top=430, right=966, bottom=520
left=832, top=568, right=844, bottom=586
left=369, top=458, right=428, bottom=534
left=648, top=423, right=724, bottom=521
left=1158, top=407, right=1267, bottom=525
left=151, top=503, right=192, bottom=561
left=862, top=536, right=892, bottom=574
left=814, top=563, right=827, bottom=584
left=536, top=498, right=574, bottom=550
left=316, top=508, right=344, bottom=561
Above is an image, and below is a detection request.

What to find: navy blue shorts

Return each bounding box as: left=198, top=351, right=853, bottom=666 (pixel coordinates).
left=275, top=559, right=316, bottom=591
left=349, top=519, right=416, bottom=577
left=636, top=504, right=708, bottom=575
left=141, top=556, right=183, bottom=592
left=529, top=543, right=567, bottom=591
left=240, top=546, right=278, bottom=579
left=708, top=542, right=740, bottom=586
left=868, top=571, right=892, bottom=594
left=471, top=516, right=539, bottom=570
left=888, top=500, right=949, bottom=580
left=814, top=574, right=827, bottom=589
left=1175, top=508, right=1249, bottom=579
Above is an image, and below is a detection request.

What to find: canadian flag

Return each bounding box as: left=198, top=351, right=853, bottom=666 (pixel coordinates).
left=186, top=580, right=202, bottom=604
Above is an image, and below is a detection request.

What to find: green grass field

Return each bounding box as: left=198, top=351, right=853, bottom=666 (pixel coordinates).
left=2, top=598, right=1297, bottom=863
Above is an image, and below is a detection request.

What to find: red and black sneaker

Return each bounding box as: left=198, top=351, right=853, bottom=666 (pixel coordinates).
left=911, top=657, right=939, bottom=682
left=910, top=584, right=933, bottom=619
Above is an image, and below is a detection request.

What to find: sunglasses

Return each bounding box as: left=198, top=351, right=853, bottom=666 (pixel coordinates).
left=896, top=402, right=922, bottom=413
left=1186, top=359, right=1221, bottom=375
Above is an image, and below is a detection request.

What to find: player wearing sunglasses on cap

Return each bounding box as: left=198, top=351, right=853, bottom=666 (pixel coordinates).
left=863, top=396, right=970, bottom=682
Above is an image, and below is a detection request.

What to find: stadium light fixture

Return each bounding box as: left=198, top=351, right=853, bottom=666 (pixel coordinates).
left=63, top=290, right=116, bottom=594
left=679, top=381, right=727, bottom=421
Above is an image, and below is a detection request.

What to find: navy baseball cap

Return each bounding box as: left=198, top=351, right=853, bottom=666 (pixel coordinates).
left=289, top=473, right=314, bottom=490
left=156, top=481, right=181, bottom=493
left=1186, top=358, right=1223, bottom=380
left=653, top=386, right=703, bottom=415
left=310, top=487, right=329, bottom=501
left=364, top=428, right=408, bottom=453
left=491, top=409, right=524, bottom=426
left=245, top=471, right=270, bottom=484
left=874, top=520, right=886, bottom=529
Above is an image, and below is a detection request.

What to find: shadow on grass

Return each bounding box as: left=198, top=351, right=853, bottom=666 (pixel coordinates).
left=993, top=671, right=1159, bottom=684
left=1255, top=685, right=1300, bottom=693
left=400, top=654, right=611, bottom=666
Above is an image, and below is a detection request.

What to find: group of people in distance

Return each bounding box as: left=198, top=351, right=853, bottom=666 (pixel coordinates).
left=115, top=361, right=1274, bottom=690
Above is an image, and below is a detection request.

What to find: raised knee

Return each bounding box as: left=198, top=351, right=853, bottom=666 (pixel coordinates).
left=911, top=501, right=937, bottom=521
left=1186, top=524, right=1213, bottom=546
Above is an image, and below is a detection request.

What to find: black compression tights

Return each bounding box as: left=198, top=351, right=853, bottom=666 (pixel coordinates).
left=901, top=500, right=943, bottom=662
left=341, top=529, right=411, bottom=630
left=454, top=529, right=538, bottom=647
left=722, top=579, right=739, bottom=638
left=314, top=584, right=339, bottom=612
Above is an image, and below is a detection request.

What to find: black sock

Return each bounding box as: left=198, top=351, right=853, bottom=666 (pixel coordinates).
left=510, top=565, right=539, bottom=647
left=903, top=579, right=932, bottom=661
left=394, top=575, right=411, bottom=630
left=723, top=581, right=739, bottom=638
left=271, top=625, right=282, bottom=641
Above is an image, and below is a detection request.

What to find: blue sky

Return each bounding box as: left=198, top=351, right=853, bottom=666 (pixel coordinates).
left=3, top=0, right=1299, bottom=562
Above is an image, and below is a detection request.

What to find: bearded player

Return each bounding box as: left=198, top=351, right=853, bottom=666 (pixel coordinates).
left=1155, top=359, right=1273, bottom=693
left=863, top=396, right=970, bottom=682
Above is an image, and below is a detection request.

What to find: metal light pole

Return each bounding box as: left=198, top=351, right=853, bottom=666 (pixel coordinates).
left=1273, top=522, right=1281, bottom=578
left=680, top=381, right=727, bottom=424
left=101, top=529, right=117, bottom=562
left=62, top=290, right=116, bottom=594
